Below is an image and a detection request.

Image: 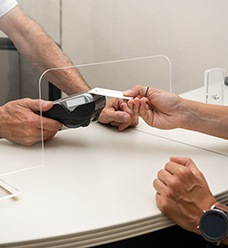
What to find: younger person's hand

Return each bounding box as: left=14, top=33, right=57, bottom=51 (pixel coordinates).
left=153, top=156, right=216, bottom=234
left=124, top=85, right=184, bottom=130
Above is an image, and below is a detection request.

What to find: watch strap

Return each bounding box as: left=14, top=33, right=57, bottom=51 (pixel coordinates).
left=213, top=203, right=228, bottom=213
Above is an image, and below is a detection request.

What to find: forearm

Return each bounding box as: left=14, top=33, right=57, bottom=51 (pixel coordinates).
left=181, top=98, right=228, bottom=139
left=0, top=6, right=89, bottom=95
left=17, top=22, right=90, bottom=94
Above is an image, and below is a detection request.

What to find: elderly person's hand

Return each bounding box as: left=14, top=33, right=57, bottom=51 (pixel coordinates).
left=0, top=98, right=62, bottom=146
left=98, top=98, right=139, bottom=131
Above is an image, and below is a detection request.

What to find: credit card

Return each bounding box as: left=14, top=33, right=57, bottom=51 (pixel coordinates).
left=88, top=87, right=132, bottom=100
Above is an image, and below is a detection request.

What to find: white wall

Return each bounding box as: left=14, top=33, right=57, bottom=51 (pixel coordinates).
left=61, top=0, right=228, bottom=93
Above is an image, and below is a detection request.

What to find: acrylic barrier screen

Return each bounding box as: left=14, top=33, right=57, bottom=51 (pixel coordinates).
left=0, top=56, right=172, bottom=200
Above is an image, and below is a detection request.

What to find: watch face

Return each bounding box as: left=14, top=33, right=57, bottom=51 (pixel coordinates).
left=199, top=209, right=228, bottom=242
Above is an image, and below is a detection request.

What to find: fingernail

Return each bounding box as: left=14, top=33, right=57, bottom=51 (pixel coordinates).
left=43, top=101, right=52, bottom=107
left=123, top=90, right=131, bottom=95
left=123, top=114, right=130, bottom=122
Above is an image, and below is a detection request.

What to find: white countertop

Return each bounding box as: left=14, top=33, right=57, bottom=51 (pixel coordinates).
left=0, top=87, right=228, bottom=248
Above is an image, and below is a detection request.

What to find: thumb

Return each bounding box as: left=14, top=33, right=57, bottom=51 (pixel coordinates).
left=39, top=100, right=54, bottom=112
left=23, top=99, right=53, bottom=112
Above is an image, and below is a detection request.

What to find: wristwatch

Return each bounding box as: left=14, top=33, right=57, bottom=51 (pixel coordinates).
left=198, top=203, right=228, bottom=246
